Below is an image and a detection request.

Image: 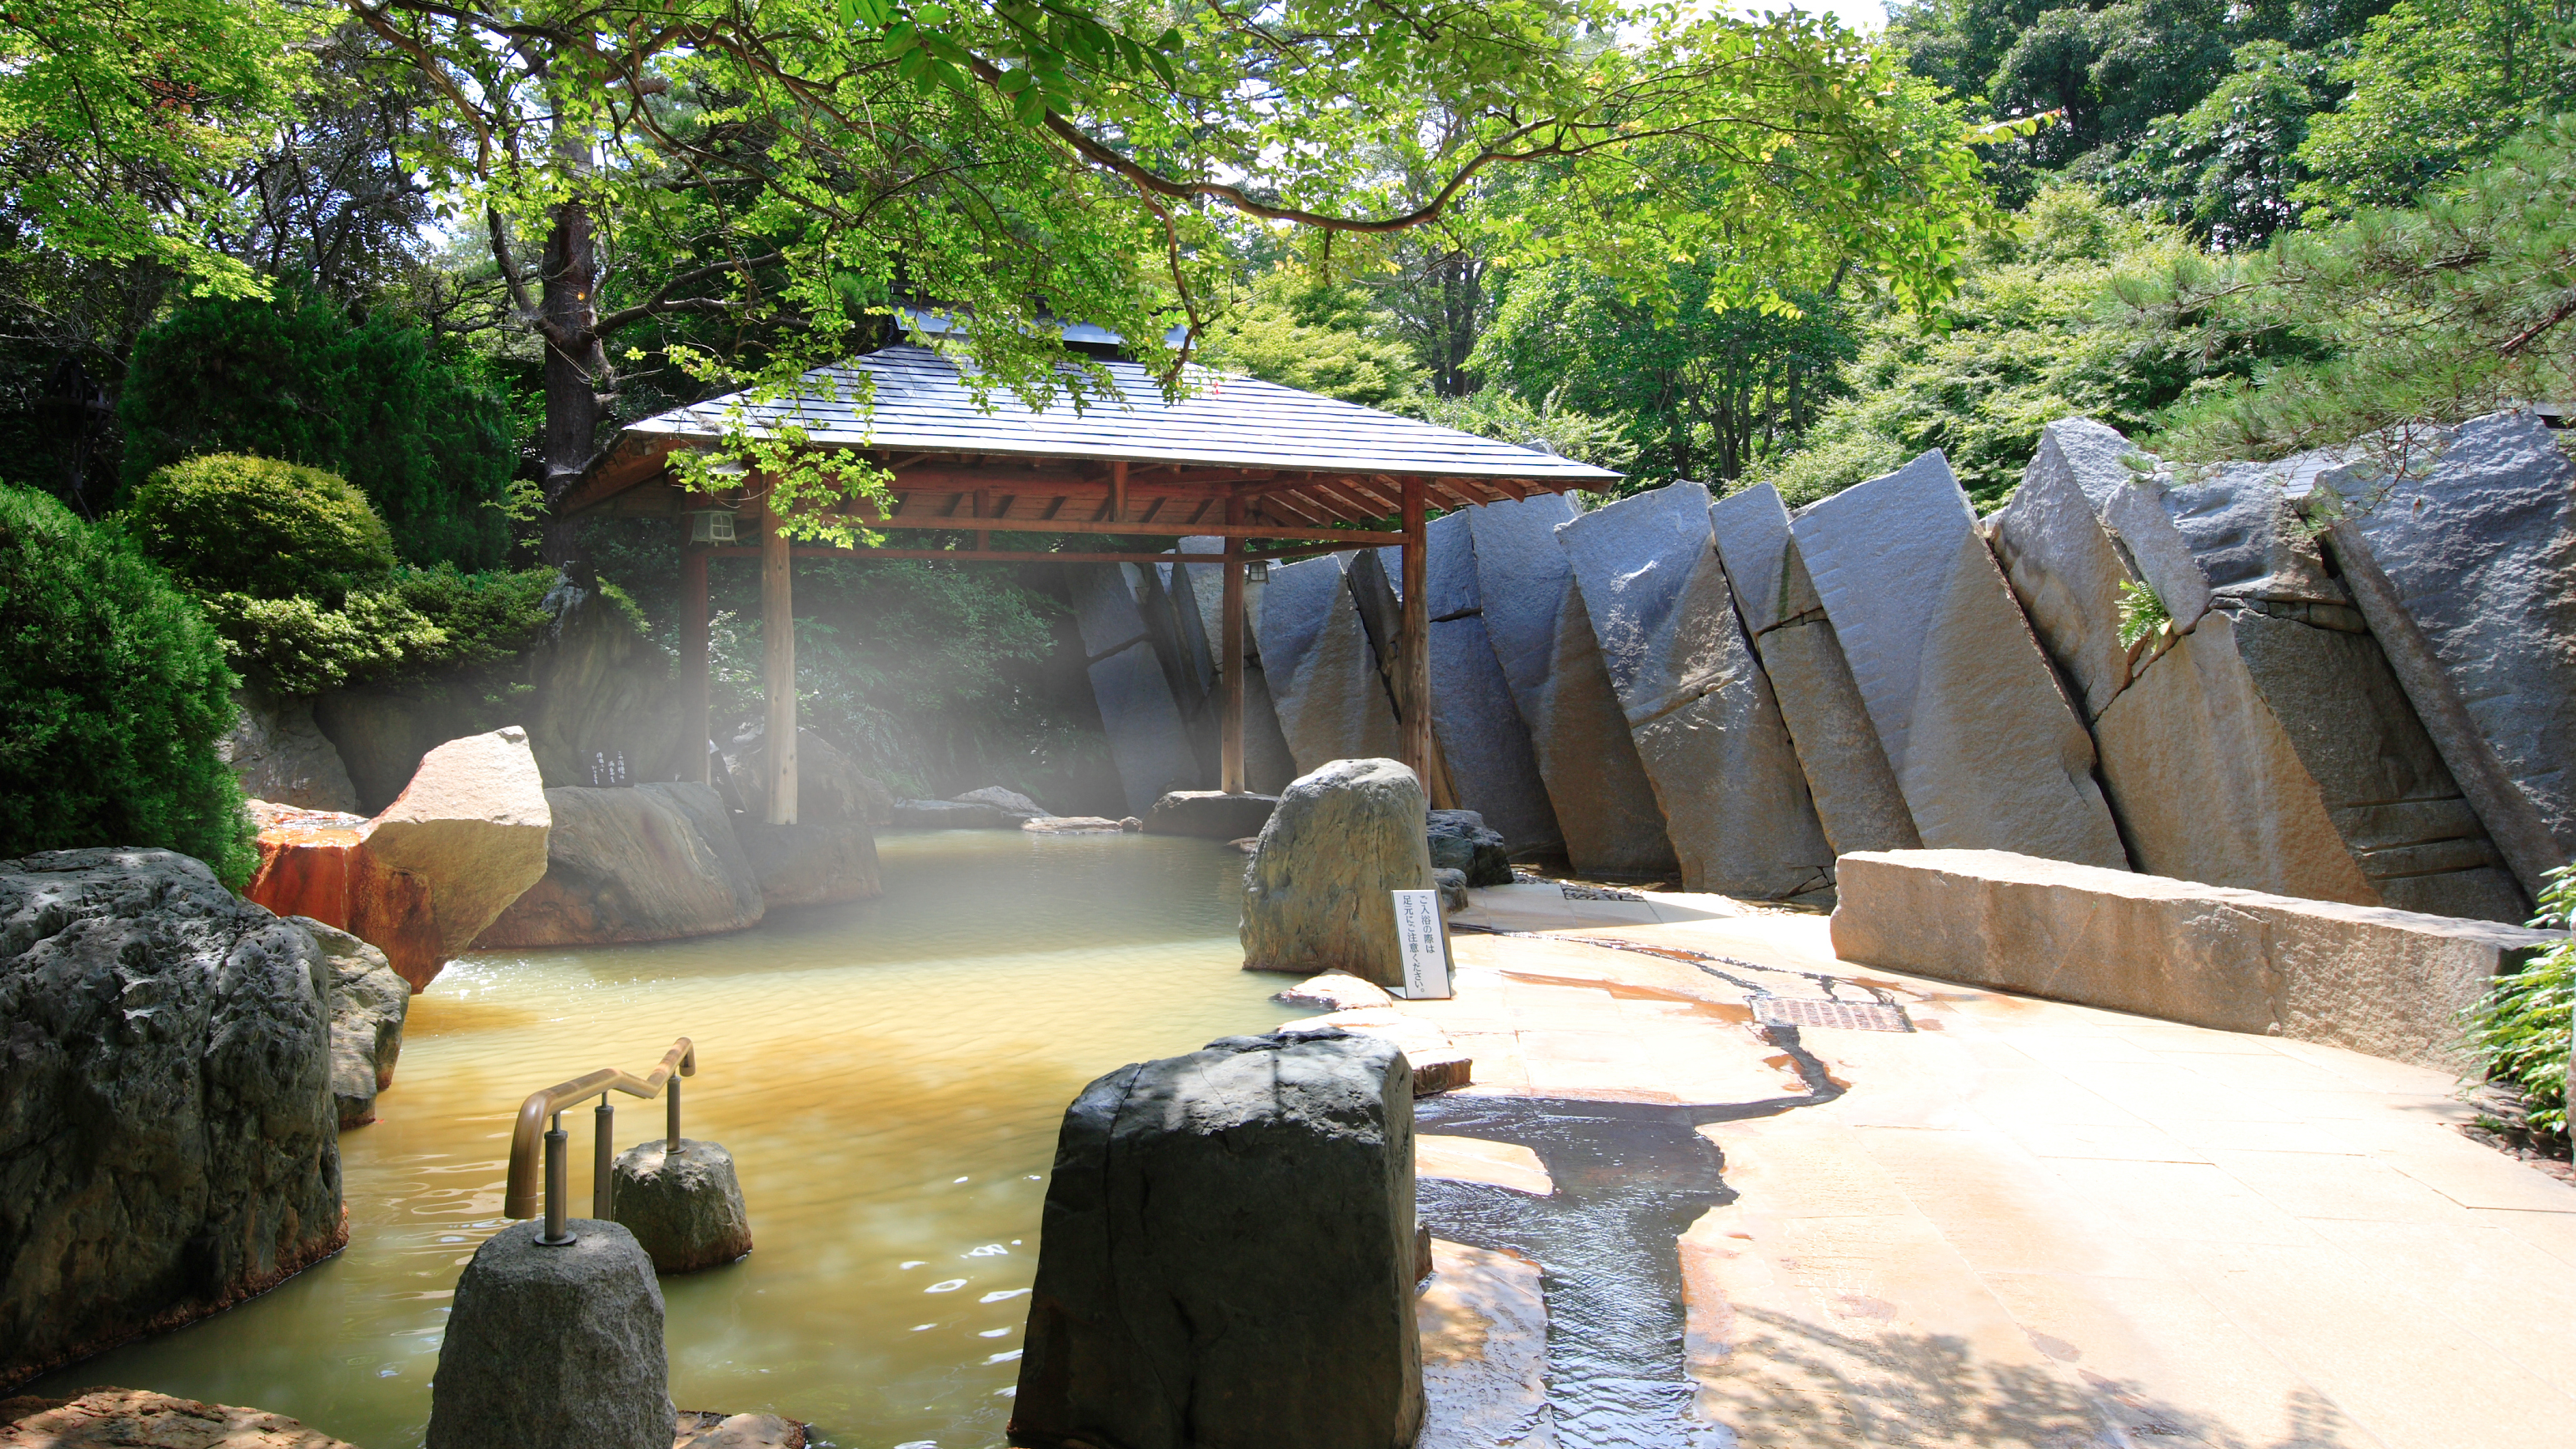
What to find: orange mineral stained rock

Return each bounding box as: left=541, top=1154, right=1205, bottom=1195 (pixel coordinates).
left=242, top=727, right=550, bottom=992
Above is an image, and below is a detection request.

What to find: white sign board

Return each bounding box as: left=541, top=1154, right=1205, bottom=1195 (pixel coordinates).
left=1390, top=889, right=1454, bottom=1000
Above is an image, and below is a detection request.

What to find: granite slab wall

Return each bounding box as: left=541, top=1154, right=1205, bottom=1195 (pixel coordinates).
left=1249, top=552, right=1404, bottom=777
left=1556, top=482, right=1832, bottom=900
left=1068, top=564, right=1201, bottom=816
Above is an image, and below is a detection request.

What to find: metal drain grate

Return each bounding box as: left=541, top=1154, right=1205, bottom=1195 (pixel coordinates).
left=1755, top=997, right=1912, bottom=1032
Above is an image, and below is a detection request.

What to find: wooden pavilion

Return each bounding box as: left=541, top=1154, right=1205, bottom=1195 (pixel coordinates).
left=559, top=342, right=1620, bottom=822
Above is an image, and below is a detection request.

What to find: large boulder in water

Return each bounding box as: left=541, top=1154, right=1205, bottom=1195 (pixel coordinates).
left=733, top=823, right=881, bottom=909
left=1241, top=758, right=1435, bottom=988
left=0, top=849, right=344, bottom=1390
left=360, top=727, right=552, bottom=973
left=426, top=1219, right=675, bottom=1449
left=302, top=918, right=408, bottom=1128
left=474, top=784, right=762, bottom=947
left=1011, top=1030, right=1422, bottom=1449
left=727, top=729, right=894, bottom=827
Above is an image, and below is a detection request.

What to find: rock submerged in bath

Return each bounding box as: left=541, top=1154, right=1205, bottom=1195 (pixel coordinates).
left=1241, top=758, right=1438, bottom=988
left=0, top=849, right=344, bottom=1391
left=613, top=1139, right=755, bottom=1274
left=1011, top=1030, right=1422, bottom=1449
left=0, top=1389, right=358, bottom=1448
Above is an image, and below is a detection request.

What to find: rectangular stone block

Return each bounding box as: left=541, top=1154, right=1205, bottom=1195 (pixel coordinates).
left=2319, top=411, right=2576, bottom=897
left=1248, top=552, right=1401, bottom=776
left=1709, top=484, right=1920, bottom=857
left=1790, top=452, right=2129, bottom=870
left=1830, top=849, right=2564, bottom=1072
left=1559, top=484, right=1831, bottom=897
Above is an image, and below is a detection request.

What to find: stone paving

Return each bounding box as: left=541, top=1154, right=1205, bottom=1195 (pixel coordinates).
left=1395, top=887, right=2576, bottom=1449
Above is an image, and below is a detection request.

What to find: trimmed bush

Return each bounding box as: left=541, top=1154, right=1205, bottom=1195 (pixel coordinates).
left=203, top=564, right=561, bottom=695
left=127, top=453, right=397, bottom=602
left=0, top=483, right=256, bottom=886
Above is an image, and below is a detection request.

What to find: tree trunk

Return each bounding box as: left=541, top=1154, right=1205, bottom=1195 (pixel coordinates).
left=537, top=197, right=611, bottom=568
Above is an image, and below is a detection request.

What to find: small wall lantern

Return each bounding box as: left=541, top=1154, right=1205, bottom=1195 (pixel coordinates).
left=687, top=508, right=739, bottom=544
left=1245, top=558, right=1270, bottom=582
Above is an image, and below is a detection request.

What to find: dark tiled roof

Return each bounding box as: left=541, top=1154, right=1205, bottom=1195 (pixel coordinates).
left=622, top=344, right=1620, bottom=486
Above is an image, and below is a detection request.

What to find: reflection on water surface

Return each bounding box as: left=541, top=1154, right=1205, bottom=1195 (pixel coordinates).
left=27, top=830, right=1298, bottom=1448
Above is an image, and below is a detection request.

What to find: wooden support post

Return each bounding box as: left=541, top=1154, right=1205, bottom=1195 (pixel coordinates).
left=1399, top=476, right=1431, bottom=784
left=759, top=487, right=797, bottom=825
left=681, top=544, right=710, bottom=786
left=1111, top=459, right=1127, bottom=526
left=1221, top=496, right=1247, bottom=794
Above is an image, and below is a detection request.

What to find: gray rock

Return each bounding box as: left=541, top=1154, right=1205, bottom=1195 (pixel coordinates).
left=2159, top=460, right=2349, bottom=606
left=729, top=731, right=892, bottom=827
left=1249, top=554, right=1403, bottom=776
left=1709, top=485, right=1922, bottom=857
left=1169, top=543, right=1301, bottom=795
left=1431, top=867, right=1470, bottom=913
left=1425, top=810, right=1511, bottom=887
left=1559, top=484, right=1835, bottom=897
left=890, top=798, right=1012, bottom=829
left=222, top=685, right=361, bottom=812
left=1010, top=1031, right=1421, bottom=1449
left=472, top=784, right=764, bottom=947
left=426, top=1219, right=676, bottom=1449
left=2319, top=411, right=2576, bottom=897
left=732, top=823, right=881, bottom=909
left=1144, top=791, right=1280, bottom=840
left=1070, top=566, right=1202, bottom=816
left=2102, top=478, right=2214, bottom=630
left=1992, top=427, right=2144, bottom=719
left=1790, top=452, right=2130, bottom=870
left=1464, top=497, right=1675, bottom=879
left=302, top=918, right=408, bottom=1129
left=0, top=849, right=343, bottom=1390
left=2227, top=607, right=2527, bottom=922
left=671, top=1412, right=807, bottom=1449
left=951, top=786, right=1046, bottom=818
left=1241, top=759, right=1435, bottom=987
left=612, top=1139, right=753, bottom=1274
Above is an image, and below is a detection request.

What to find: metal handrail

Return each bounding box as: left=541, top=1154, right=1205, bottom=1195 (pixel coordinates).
left=502, top=1038, right=696, bottom=1245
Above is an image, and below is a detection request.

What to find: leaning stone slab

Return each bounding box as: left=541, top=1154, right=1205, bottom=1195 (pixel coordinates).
left=1241, top=757, right=1434, bottom=987
left=1790, top=452, right=2129, bottom=870
left=1991, top=423, right=2146, bottom=719
left=1560, top=482, right=1835, bottom=898
left=1070, top=566, right=1201, bottom=817
left=1708, top=484, right=1920, bottom=857
left=427, top=1219, right=676, bottom=1449
left=305, top=917, right=410, bottom=1128
left=1830, top=849, right=2564, bottom=1072
left=0, top=1391, right=357, bottom=1448
left=1010, top=1031, right=1422, bottom=1449
left=474, top=784, right=764, bottom=947
left=1464, top=496, right=1676, bottom=879
left=2319, top=411, right=2576, bottom=897
left=1250, top=552, right=1405, bottom=776
left=1143, top=789, right=1280, bottom=840
left=0, top=850, right=344, bottom=1390
left=614, top=1139, right=754, bottom=1273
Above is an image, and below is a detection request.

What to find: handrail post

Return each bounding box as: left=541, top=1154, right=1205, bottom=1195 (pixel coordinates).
left=666, top=1077, right=681, bottom=1152
left=592, top=1095, right=615, bottom=1222
left=541, top=1112, right=571, bottom=1246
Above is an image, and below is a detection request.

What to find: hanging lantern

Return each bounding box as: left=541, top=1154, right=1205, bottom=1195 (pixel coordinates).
left=1244, top=557, right=1270, bottom=582
left=687, top=508, right=738, bottom=544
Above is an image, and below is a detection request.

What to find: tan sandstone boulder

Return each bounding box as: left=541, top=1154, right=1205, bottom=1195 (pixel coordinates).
left=359, top=727, right=552, bottom=972
left=1830, top=848, right=2564, bottom=1071
left=0, top=1391, right=357, bottom=1449
left=1241, top=757, right=1435, bottom=987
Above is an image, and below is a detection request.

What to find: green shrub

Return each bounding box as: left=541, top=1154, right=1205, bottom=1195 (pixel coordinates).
left=126, top=454, right=397, bottom=602
left=0, top=483, right=256, bottom=886
left=118, top=290, right=517, bottom=569
left=2465, top=866, right=2574, bottom=1137
left=205, top=564, right=560, bottom=696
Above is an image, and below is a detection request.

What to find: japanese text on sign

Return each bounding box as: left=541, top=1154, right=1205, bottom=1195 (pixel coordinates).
left=1390, top=889, right=1453, bottom=1000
